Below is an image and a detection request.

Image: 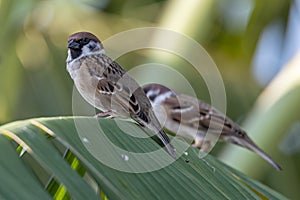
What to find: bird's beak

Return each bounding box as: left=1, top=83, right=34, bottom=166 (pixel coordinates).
left=68, top=40, right=80, bottom=49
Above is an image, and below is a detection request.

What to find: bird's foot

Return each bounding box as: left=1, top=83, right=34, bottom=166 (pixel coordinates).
left=95, top=110, right=114, bottom=119
left=192, top=139, right=211, bottom=153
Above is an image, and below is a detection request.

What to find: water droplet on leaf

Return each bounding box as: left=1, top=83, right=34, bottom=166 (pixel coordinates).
left=121, top=154, right=129, bottom=161
left=82, top=137, right=89, bottom=143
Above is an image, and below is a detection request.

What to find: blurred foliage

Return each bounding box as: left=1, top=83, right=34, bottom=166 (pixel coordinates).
left=0, top=0, right=298, bottom=198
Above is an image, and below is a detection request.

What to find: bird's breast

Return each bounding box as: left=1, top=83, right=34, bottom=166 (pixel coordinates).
left=67, top=60, right=81, bottom=79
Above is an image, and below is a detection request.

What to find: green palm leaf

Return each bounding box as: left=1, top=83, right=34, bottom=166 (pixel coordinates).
left=0, top=117, right=286, bottom=199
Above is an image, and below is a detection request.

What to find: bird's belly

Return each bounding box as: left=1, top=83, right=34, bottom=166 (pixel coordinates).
left=74, top=75, right=109, bottom=112
left=74, top=77, right=131, bottom=119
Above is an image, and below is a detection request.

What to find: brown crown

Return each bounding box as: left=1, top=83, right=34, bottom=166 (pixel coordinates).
left=68, top=31, right=101, bottom=43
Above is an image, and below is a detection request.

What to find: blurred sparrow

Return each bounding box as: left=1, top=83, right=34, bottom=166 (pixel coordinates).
left=66, top=32, right=175, bottom=158
left=143, top=83, right=282, bottom=170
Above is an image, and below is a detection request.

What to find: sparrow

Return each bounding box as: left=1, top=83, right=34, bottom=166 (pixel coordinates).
left=66, top=32, right=175, bottom=158
left=143, top=83, right=282, bottom=170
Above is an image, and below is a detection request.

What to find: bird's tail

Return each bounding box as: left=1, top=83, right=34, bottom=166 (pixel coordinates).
left=233, top=134, right=282, bottom=171
left=157, top=129, right=176, bottom=159
left=138, top=110, right=176, bottom=159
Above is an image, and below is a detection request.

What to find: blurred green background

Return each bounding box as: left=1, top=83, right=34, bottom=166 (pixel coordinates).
left=1, top=0, right=299, bottom=198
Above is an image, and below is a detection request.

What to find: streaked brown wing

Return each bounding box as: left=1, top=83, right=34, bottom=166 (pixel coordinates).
left=163, top=93, right=239, bottom=134
left=99, top=59, right=152, bottom=124
left=97, top=79, right=116, bottom=95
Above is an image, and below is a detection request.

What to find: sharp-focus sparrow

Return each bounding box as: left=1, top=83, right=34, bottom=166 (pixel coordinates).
left=143, top=83, right=282, bottom=170
left=66, top=32, right=175, bottom=158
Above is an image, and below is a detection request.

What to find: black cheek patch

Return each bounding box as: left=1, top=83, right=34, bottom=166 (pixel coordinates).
left=88, top=43, right=96, bottom=51
left=148, top=94, right=156, bottom=102
left=70, top=49, right=82, bottom=59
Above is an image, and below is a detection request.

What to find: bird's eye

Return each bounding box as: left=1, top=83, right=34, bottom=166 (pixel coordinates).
left=81, top=38, right=90, bottom=45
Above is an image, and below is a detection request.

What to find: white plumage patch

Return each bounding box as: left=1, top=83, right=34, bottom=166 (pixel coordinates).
left=153, top=91, right=173, bottom=104
left=146, top=89, right=173, bottom=105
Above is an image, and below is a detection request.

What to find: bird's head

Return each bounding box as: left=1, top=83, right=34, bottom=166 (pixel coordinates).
left=143, top=83, right=174, bottom=105
left=67, top=32, right=104, bottom=63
